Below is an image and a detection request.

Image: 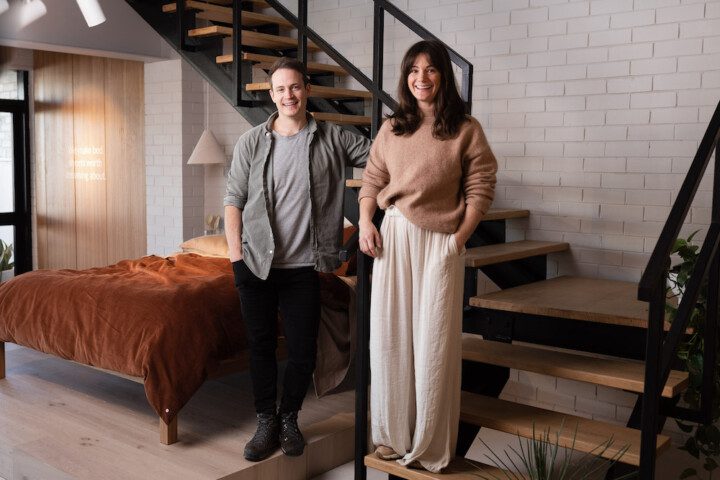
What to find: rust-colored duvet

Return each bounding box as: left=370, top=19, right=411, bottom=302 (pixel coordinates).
left=0, top=254, right=353, bottom=425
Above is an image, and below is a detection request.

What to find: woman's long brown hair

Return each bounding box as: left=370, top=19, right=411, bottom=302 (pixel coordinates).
left=389, top=40, right=468, bottom=140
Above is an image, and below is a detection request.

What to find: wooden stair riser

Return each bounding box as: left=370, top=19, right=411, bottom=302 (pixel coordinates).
left=364, top=454, right=521, bottom=479
left=246, top=82, right=371, bottom=99
left=163, top=1, right=292, bottom=27
left=188, top=26, right=321, bottom=52
left=465, top=240, right=569, bottom=268
left=216, top=52, right=348, bottom=76
left=460, top=392, right=670, bottom=466
left=462, top=335, right=688, bottom=398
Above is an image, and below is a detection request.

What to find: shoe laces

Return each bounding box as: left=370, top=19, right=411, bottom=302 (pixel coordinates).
left=254, top=414, right=277, bottom=442
left=281, top=412, right=301, bottom=437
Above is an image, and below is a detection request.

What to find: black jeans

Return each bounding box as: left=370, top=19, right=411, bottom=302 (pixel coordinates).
left=233, top=260, right=321, bottom=415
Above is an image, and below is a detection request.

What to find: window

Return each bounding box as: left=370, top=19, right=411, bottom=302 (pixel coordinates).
left=0, top=70, right=31, bottom=275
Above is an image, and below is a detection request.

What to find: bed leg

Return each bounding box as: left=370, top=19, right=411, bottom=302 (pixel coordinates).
left=160, top=415, right=177, bottom=445
left=0, top=342, right=5, bottom=379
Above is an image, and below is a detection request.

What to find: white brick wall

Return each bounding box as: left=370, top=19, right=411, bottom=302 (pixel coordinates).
left=145, top=59, right=253, bottom=255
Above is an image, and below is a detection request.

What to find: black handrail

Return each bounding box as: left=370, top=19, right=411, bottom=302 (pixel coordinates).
left=637, top=100, right=720, bottom=479
left=639, top=102, right=720, bottom=301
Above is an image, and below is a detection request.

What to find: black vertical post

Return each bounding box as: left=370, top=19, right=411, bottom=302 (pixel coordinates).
left=178, top=0, right=188, bottom=50
left=704, top=146, right=720, bottom=424
left=354, top=253, right=371, bottom=480
left=233, top=0, right=244, bottom=105
left=298, top=0, right=308, bottom=66
left=371, top=3, right=384, bottom=137
left=639, top=272, right=666, bottom=479
left=11, top=71, right=31, bottom=275
left=461, top=63, right=473, bottom=113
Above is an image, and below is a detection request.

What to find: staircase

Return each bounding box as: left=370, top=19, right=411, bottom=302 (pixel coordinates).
left=354, top=204, right=689, bottom=480
left=125, top=1, right=720, bottom=479
left=126, top=0, right=374, bottom=128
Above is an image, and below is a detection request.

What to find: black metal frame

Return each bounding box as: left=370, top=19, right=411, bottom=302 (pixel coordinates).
left=0, top=71, right=32, bottom=275
left=637, top=100, right=720, bottom=479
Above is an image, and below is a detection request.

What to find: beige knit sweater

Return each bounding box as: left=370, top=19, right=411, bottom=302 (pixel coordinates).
left=359, top=115, right=498, bottom=234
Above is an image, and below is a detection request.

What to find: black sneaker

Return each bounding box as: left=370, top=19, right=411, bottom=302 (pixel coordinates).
left=279, top=411, right=305, bottom=456
left=244, top=413, right=280, bottom=462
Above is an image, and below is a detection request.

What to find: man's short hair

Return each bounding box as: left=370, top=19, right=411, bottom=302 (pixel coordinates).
left=268, top=57, right=310, bottom=87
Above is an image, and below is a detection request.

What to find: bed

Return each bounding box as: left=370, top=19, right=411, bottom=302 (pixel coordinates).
left=0, top=234, right=356, bottom=444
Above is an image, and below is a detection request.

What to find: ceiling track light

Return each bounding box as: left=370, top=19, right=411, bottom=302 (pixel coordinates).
left=76, top=0, right=105, bottom=27
left=18, top=0, right=47, bottom=28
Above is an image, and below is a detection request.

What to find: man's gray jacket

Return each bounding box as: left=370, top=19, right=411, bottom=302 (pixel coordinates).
left=224, top=112, right=370, bottom=280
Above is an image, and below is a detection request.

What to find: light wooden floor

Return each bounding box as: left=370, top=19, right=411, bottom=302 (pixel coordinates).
left=0, top=343, right=355, bottom=480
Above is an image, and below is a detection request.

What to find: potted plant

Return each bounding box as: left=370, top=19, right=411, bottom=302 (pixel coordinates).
left=665, top=232, right=720, bottom=479
left=0, top=239, right=14, bottom=283
left=469, top=423, right=634, bottom=479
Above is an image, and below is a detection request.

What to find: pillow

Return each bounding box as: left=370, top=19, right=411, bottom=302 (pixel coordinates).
left=179, top=234, right=229, bottom=258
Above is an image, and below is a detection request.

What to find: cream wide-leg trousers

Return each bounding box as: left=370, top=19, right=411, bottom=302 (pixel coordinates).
left=369, top=205, right=465, bottom=473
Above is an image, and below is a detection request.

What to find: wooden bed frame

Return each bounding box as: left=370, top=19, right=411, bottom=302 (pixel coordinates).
left=0, top=339, right=287, bottom=445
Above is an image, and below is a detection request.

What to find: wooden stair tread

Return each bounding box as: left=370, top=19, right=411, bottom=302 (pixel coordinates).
left=469, top=276, right=669, bottom=329
left=465, top=240, right=568, bottom=267
left=365, top=454, right=517, bottom=479
left=164, top=2, right=286, bottom=26
left=462, top=334, right=688, bottom=398
left=188, top=27, right=320, bottom=51
left=163, top=2, right=291, bottom=27
left=461, top=392, right=670, bottom=466
left=481, top=208, right=530, bottom=221
left=311, top=112, right=370, bottom=126
left=216, top=52, right=347, bottom=76
left=246, top=82, right=371, bottom=99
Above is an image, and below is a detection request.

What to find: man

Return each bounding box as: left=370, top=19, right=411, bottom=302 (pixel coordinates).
left=224, top=57, right=370, bottom=461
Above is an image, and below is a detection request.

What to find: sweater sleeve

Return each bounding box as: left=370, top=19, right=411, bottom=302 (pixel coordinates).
left=462, top=119, right=498, bottom=216
left=358, top=122, right=390, bottom=202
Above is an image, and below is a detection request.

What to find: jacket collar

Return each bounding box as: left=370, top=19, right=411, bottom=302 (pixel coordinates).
left=263, top=111, right=318, bottom=136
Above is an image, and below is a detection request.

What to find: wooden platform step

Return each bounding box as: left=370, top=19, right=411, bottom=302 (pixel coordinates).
left=246, top=82, right=372, bottom=99
left=470, top=276, right=664, bottom=330
left=188, top=27, right=320, bottom=51
left=216, top=52, right=347, bottom=75
left=461, top=392, right=671, bottom=466
left=365, top=454, right=517, bottom=479
left=162, top=1, right=292, bottom=27
left=462, top=334, right=688, bottom=398
left=311, top=112, right=370, bottom=126
left=465, top=240, right=568, bottom=268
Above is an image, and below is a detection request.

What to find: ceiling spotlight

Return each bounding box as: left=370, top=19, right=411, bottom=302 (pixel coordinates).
left=18, top=0, right=47, bottom=28
left=0, top=0, right=9, bottom=15
left=76, top=0, right=105, bottom=27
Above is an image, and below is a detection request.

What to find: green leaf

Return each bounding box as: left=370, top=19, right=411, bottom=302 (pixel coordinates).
left=683, top=437, right=701, bottom=459
left=676, top=420, right=695, bottom=433
left=704, top=456, right=718, bottom=471
left=679, top=467, right=697, bottom=479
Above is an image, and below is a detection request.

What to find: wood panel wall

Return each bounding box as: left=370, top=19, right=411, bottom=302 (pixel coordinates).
left=34, top=51, right=146, bottom=270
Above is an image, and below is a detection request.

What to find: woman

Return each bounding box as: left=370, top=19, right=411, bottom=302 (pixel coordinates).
left=358, top=40, right=497, bottom=472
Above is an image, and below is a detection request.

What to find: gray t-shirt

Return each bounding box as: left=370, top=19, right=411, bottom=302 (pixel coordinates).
left=270, top=126, right=314, bottom=268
